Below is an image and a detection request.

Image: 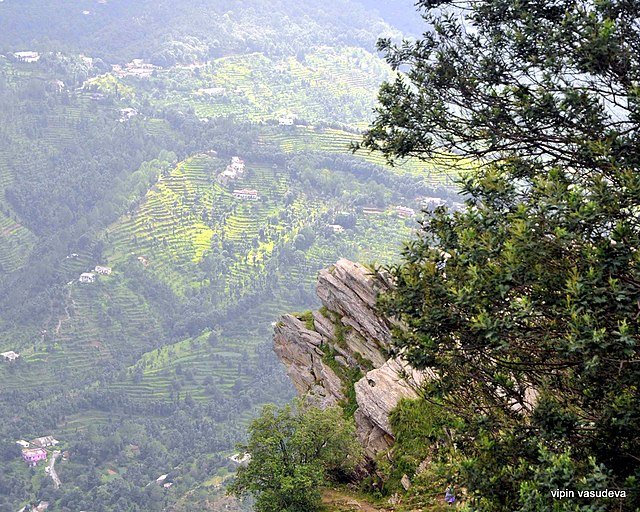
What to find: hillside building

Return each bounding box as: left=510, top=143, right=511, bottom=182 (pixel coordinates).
left=328, top=224, right=345, bottom=234
left=22, top=448, right=47, bottom=466
left=230, top=156, right=244, bottom=169
left=362, top=207, right=384, bottom=215
left=120, top=108, right=138, bottom=122
left=217, top=156, right=246, bottom=185
left=16, top=440, right=30, bottom=448
left=1, top=351, right=20, bottom=362
left=94, top=265, right=112, bottom=275
left=229, top=453, right=251, bottom=465
left=48, top=80, right=65, bottom=93
left=79, top=273, right=95, bottom=283
left=396, top=206, right=416, bottom=218
left=233, top=189, right=259, bottom=200
left=31, top=436, right=59, bottom=448
left=278, top=116, right=294, bottom=126
left=14, top=51, right=40, bottom=63
left=420, top=196, right=446, bottom=209
left=197, top=87, right=225, bottom=96
left=114, top=59, right=158, bottom=78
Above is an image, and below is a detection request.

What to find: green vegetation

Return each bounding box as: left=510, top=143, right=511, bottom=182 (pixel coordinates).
left=155, top=47, right=393, bottom=126
left=0, top=0, right=415, bottom=63
left=362, top=0, right=640, bottom=510
left=260, top=126, right=457, bottom=187
left=0, top=8, right=453, bottom=506
left=320, top=344, right=363, bottom=419
left=229, top=401, right=363, bottom=512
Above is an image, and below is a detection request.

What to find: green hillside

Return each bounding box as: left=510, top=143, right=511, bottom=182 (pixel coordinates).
left=155, top=47, right=393, bottom=126
left=0, top=10, right=458, bottom=508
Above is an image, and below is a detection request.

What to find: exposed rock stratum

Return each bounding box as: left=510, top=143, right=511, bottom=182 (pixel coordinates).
left=274, top=258, right=429, bottom=459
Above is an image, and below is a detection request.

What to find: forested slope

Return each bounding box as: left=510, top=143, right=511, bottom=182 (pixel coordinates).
left=0, top=4, right=456, bottom=506
left=0, top=0, right=416, bottom=63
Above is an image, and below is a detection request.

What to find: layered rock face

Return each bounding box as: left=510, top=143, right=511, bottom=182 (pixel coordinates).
left=274, top=258, right=428, bottom=458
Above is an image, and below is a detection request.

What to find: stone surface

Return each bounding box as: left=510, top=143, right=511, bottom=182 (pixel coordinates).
left=354, top=357, right=426, bottom=437
left=273, top=259, right=429, bottom=459
left=316, top=259, right=392, bottom=349
left=401, top=474, right=412, bottom=491
left=273, top=314, right=344, bottom=407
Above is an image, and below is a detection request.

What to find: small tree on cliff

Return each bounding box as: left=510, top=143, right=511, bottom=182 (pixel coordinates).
left=228, top=401, right=362, bottom=512
left=360, top=0, right=640, bottom=509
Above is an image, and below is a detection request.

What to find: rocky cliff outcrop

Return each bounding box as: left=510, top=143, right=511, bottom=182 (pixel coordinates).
left=274, top=258, right=428, bottom=459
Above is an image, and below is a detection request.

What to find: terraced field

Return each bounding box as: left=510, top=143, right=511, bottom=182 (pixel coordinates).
left=0, top=274, right=163, bottom=392
left=108, top=235, right=410, bottom=406
left=258, top=126, right=461, bottom=186
left=0, top=142, right=37, bottom=274
left=91, top=144, right=416, bottom=406
left=0, top=77, right=124, bottom=277
left=154, top=47, right=392, bottom=126
left=0, top=51, right=456, bottom=511
left=0, top=209, right=36, bottom=274
left=104, top=154, right=332, bottom=305
left=109, top=156, right=215, bottom=253
left=110, top=330, right=251, bottom=402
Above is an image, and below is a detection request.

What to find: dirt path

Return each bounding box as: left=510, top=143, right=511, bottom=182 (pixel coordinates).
left=46, top=451, right=61, bottom=489
left=322, top=489, right=392, bottom=512
left=55, top=287, right=74, bottom=336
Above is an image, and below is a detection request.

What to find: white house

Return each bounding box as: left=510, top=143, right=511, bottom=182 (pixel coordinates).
left=79, top=273, right=95, bottom=283
left=16, top=440, right=30, bottom=448
left=14, top=51, right=40, bottom=63
left=233, top=189, right=259, bottom=200
left=197, top=87, right=225, bottom=96
left=217, top=157, right=246, bottom=185
left=1, top=351, right=20, bottom=362
left=94, top=265, right=112, bottom=275
left=229, top=453, right=251, bottom=464
left=396, top=206, right=416, bottom=218
left=49, top=80, right=65, bottom=93
left=278, top=116, right=294, bottom=126
left=328, top=224, right=345, bottom=234
left=420, top=197, right=446, bottom=209
left=120, top=108, right=138, bottom=122
left=229, top=156, right=245, bottom=173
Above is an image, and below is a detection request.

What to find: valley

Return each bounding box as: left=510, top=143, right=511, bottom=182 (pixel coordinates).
left=0, top=3, right=456, bottom=509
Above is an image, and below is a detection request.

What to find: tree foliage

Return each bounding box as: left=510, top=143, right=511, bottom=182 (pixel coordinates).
left=229, top=401, right=362, bottom=512
left=363, top=0, right=640, bottom=510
